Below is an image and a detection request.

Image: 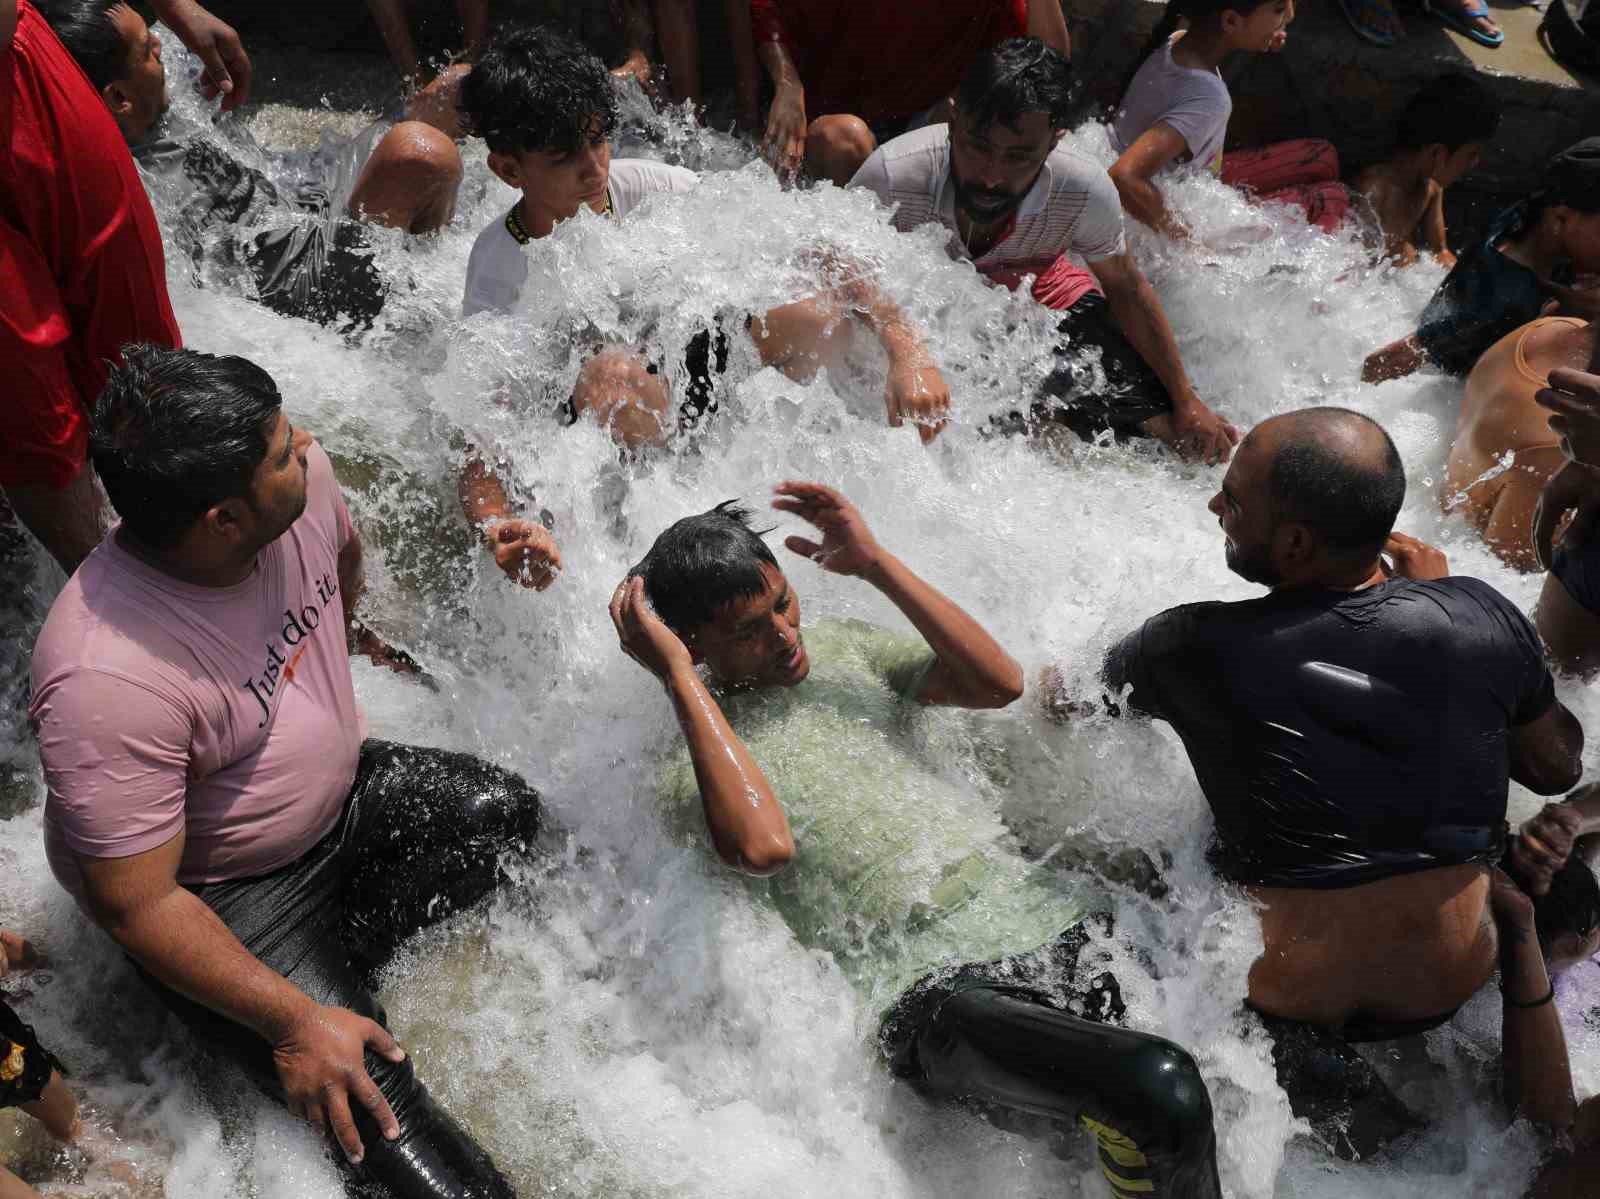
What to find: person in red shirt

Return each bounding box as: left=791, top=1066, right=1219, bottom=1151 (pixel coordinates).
left=751, top=0, right=1069, bottom=185
left=0, top=0, right=248, bottom=575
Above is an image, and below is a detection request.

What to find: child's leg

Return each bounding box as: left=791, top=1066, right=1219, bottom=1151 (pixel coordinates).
left=0, top=1165, right=42, bottom=1199
left=19, top=1070, right=77, bottom=1144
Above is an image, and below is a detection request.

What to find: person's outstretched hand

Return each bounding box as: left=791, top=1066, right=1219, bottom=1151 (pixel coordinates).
left=151, top=0, right=251, bottom=110
left=772, top=481, right=882, bottom=577
left=1382, top=532, right=1449, bottom=581
left=763, top=85, right=807, bottom=180
left=1533, top=459, right=1600, bottom=571
left=0, top=929, right=43, bottom=978
left=1510, top=802, right=1585, bottom=897
left=1538, top=367, right=1600, bottom=469
left=611, top=575, right=694, bottom=682
left=483, top=518, right=561, bottom=590
left=273, top=1003, right=404, bottom=1164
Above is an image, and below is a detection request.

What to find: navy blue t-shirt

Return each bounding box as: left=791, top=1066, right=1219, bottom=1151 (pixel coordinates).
left=1415, top=206, right=1549, bottom=377
left=1103, top=576, right=1556, bottom=889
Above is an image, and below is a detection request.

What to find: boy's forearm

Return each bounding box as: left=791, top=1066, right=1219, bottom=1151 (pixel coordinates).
left=666, top=665, right=792, bottom=874
left=864, top=552, right=1022, bottom=705
left=1501, top=925, right=1576, bottom=1128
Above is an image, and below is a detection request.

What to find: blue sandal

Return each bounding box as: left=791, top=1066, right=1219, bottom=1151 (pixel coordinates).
left=1423, top=0, right=1505, bottom=47
left=1337, top=0, right=1404, bottom=46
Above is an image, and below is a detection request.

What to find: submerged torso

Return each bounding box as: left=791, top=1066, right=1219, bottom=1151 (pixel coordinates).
left=660, top=618, right=1085, bottom=1010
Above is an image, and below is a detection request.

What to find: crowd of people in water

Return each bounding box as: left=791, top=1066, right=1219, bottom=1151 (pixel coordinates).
left=5, top=0, right=1600, bottom=1194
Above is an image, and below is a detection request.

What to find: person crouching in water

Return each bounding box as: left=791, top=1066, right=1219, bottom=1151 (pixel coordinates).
left=611, top=483, right=1222, bottom=1197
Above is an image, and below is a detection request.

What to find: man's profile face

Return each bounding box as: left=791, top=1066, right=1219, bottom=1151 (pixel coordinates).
left=107, top=2, right=169, bottom=143
left=947, top=108, right=1060, bottom=224
left=1207, top=433, right=1284, bottom=586
left=492, top=114, right=613, bottom=223
left=238, top=410, right=311, bottom=552
left=690, top=563, right=809, bottom=689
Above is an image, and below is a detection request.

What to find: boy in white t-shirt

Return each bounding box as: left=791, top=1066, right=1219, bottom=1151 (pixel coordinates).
left=456, top=25, right=953, bottom=594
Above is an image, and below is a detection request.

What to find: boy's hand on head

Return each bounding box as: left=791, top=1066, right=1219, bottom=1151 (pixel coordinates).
left=484, top=519, right=561, bottom=590
left=1511, top=802, right=1586, bottom=896
left=611, top=576, right=694, bottom=681
left=773, top=481, right=882, bottom=577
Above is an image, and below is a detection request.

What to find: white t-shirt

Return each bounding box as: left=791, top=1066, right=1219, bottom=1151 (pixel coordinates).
left=1109, top=34, right=1231, bottom=176
left=462, top=158, right=699, bottom=317
left=848, top=124, right=1127, bottom=290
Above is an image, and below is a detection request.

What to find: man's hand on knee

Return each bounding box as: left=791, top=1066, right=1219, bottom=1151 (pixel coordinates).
left=273, top=1002, right=405, bottom=1164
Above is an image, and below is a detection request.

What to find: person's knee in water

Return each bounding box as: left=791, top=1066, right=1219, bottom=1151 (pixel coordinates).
left=30, top=346, right=529, bottom=1197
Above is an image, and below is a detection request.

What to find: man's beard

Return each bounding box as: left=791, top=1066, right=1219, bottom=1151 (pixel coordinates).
left=1224, top=537, right=1283, bottom=587
left=950, top=166, right=1029, bottom=224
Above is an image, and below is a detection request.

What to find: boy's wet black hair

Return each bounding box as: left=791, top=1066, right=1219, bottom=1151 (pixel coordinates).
left=956, top=38, right=1074, bottom=134
left=1394, top=75, right=1502, bottom=153
left=1506, top=853, right=1600, bottom=950
left=633, top=501, right=779, bottom=636
left=459, top=24, right=618, bottom=157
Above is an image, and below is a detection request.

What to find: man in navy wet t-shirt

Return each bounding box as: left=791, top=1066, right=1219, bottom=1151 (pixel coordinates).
left=1071, top=406, right=1585, bottom=1154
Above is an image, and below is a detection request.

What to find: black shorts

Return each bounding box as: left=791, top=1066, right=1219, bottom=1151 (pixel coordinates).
left=994, top=294, right=1175, bottom=442
left=0, top=996, right=57, bottom=1109
left=248, top=217, right=387, bottom=334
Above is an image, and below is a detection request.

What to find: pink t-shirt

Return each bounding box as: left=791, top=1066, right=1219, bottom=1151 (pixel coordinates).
left=30, top=441, right=365, bottom=903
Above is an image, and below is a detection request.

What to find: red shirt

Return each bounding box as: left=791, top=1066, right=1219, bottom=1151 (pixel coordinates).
left=0, top=0, right=180, bottom=487
left=751, top=0, right=1028, bottom=128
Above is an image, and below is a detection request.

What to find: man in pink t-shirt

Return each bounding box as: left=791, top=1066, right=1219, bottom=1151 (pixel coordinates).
left=29, top=346, right=537, bottom=1197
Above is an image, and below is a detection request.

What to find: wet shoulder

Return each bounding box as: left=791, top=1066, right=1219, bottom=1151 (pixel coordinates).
left=870, top=125, right=952, bottom=190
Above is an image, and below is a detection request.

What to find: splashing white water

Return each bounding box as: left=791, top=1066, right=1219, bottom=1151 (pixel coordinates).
left=1, top=43, right=1593, bottom=1198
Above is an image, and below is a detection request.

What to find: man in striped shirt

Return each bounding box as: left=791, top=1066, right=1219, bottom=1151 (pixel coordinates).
left=851, top=38, right=1237, bottom=462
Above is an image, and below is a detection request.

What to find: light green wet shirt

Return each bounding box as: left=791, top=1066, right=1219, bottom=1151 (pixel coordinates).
left=659, top=617, right=1087, bottom=1010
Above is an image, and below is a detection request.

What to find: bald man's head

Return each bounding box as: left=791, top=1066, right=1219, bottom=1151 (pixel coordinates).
left=1211, top=408, right=1405, bottom=587
left=1251, top=408, right=1405, bottom=559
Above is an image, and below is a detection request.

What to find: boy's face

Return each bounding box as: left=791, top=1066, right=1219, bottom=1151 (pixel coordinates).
left=489, top=114, right=612, bottom=223
left=687, top=563, right=809, bottom=689
left=1430, top=142, right=1483, bottom=189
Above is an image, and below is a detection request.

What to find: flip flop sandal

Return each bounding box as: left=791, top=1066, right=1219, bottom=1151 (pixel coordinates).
left=1337, top=0, right=1403, bottom=46
left=1423, top=0, right=1506, bottom=46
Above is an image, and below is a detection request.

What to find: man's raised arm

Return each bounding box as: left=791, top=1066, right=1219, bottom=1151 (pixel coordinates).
left=772, top=481, right=1022, bottom=709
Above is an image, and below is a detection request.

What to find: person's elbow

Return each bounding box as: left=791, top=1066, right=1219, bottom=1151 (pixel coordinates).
left=1515, top=705, right=1586, bottom=794
left=970, top=658, right=1025, bottom=709
left=725, top=828, right=794, bottom=876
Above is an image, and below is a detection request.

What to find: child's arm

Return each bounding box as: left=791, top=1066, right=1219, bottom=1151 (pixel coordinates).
left=1362, top=334, right=1427, bottom=383
left=1421, top=182, right=1454, bottom=267
left=1108, top=124, right=1192, bottom=240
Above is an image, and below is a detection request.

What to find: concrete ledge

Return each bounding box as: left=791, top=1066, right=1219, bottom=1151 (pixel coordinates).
left=197, top=0, right=1596, bottom=205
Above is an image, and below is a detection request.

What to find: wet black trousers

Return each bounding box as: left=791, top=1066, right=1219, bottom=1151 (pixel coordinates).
left=144, top=740, right=541, bottom=1199
left=881, top=925, right=1223, bottom=1199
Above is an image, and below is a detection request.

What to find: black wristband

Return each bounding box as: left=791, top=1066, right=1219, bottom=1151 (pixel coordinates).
left=1503, top=981, right=1556, bottom=1009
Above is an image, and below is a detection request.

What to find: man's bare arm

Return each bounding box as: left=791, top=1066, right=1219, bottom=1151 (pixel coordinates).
left=1509, top=701, right=1585, bottom=796
left=77, top=836, right=405, bottom=1162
